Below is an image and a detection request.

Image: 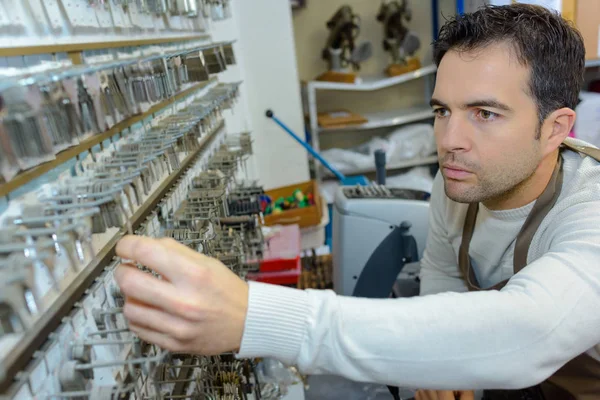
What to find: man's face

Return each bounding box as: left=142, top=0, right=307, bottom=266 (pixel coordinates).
left=431, top=42, right=543, bottom=205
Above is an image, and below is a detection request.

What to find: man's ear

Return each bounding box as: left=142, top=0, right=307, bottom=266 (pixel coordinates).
left=541, top=107, right=576, bottom=155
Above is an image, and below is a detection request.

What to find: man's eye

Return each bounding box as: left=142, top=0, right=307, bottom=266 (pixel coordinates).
left=477, top=109, right=499, bottom=121
left=433, top=108, right=449, bottom=118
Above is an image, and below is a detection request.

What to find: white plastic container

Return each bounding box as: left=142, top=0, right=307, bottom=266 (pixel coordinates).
left=300, top=196, right=329, bottom=250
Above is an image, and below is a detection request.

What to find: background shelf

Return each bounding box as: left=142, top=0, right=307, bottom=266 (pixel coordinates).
left=308, top=64, right=437, bottom=91
left=0, top=35, right=210, bottom=58
left=585, top=59, right=600, bottom=68
left=319, top=106, right=433, bottom=132
left=323, top=154, right=438, bottom=178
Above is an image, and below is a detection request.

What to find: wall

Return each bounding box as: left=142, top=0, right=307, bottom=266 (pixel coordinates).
left=292, top=0, right=455, bottom=150
left=222, top=0, right=311, bottom=190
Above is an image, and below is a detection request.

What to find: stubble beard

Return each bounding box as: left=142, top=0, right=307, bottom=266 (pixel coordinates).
left=441, top=148, right=542, bottom=205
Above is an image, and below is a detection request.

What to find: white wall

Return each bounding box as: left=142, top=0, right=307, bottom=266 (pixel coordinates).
left=209, top=7, right=258, bottom=182
left=228, top=0, right=310, bottom=190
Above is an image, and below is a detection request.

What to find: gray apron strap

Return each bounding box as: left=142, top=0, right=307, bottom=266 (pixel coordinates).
left=458, top=140, right=600, bottom=399
left=514, top=139, right=600, bottom=272
left=458, top=156, right=563, bottom=291
left=562, top=137, right=600, bottom=160
left=458, top=202, right=481, bottom=290
left=513, top=156, right=563, bottom=273
left=458, top=140, right=600, bottom=290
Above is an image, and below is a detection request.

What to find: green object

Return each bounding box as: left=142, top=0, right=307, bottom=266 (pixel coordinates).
left=293, top=189, right=305, bottom=202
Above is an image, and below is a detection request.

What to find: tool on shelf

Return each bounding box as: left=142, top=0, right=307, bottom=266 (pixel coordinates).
left=377, top=0, right=422, bottom=77
left=266, top=109, right=369, bottom=186
left=317, top=5, right=373, bottom=84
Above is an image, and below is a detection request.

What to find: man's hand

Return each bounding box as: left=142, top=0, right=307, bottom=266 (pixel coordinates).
left=113, top=235, right=249, bottom=355
left=415, top=390, right=475, bottom=400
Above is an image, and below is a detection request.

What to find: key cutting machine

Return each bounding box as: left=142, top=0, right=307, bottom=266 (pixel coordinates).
left=265, top=109, right=433, bottom=299
left=332, top=182, right=430, bottom=298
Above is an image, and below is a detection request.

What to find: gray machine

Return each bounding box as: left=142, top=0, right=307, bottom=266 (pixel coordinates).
left=332, top=184, right=430, bottom=297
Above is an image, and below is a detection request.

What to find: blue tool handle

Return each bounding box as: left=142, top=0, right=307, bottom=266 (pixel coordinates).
left=266, top=109, right=346, bottom=181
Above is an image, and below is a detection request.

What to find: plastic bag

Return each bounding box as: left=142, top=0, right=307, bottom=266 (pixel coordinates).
left=386, top=166, right=436, bottom=193
left=0, top=84, right=56, bottom=171
left=0, top=115, right=20, bottom=183
left=574, top=91, right=600, bottom=147
left=320, top=123, right=435, bottom=175
left=254, top=358, right=302, bottom=399
left=321, top=137, right=394, bottom=174
left=386, top=123, right=436, bottom=163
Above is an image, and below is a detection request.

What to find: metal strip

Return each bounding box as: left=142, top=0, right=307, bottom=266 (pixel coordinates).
left=0, top=79, right=217, bottom=198
left=0, top=121, right=225, bottom=394
left=0, top=35, right=211, bottom=58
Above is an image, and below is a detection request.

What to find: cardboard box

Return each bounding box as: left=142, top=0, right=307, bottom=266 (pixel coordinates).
left=510, top=1, right=599, bottom=60
left=575, top=0, right=600, bottom=60
left=467, top=1, right=572, bottom=16
left=513, top=0, right=575, bottom=20
left=263, top=180, right=323, bottom=229
left=514, top=0, right=562, bottom=12
left=561, top=0, right=577, bottom=23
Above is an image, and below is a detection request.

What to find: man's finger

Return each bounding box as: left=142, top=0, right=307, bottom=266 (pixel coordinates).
left=123, top=300, right=196, bottom=341
left=159, top=236, right=214, bottom=263
left=438, top=391, right=457, bottom=400
left=458, top=391, right=474, bottom=400
left=115, top=264, right=185, bottom=314
left=129, top=324, right=183, bottom=353
left=415, top=390, right=436, bottom=400
left=116, top=235, right=190, bottom=282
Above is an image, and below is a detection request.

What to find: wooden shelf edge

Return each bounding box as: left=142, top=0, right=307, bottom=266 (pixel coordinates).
left=0, top=120, right=225, bottom=395
left=0, top=78, right=217, bottom=198
left=0, top=34, right=211, bottom=58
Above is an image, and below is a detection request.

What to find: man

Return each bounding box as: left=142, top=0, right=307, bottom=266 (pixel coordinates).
left=114, top=4, right=600, bottom=399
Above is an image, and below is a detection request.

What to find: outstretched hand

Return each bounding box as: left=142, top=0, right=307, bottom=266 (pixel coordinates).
left=114, top=235, right=249, bottom=355
left=415, top=390, right=475, bottom=400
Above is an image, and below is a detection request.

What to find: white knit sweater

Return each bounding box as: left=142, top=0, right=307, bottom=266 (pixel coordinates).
left=237, top=140, right=600, bottom=390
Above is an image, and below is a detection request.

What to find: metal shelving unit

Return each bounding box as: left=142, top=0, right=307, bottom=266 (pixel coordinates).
left=0, top=78, right=218, bottom=197
left=0, top=120, right=225, bottom=392
left=305, top=65, right=438, bottom=180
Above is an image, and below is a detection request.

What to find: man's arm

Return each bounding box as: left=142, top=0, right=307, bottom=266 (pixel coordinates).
left=419, top=172, right=468, bottom=295
left=239, top=202, right=600, bottom=390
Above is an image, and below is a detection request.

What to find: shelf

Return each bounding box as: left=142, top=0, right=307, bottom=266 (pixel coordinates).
left=319, top=106, right=433, bottom=132
left=0, top=78, right=218, bottom=198
left=308, top=65, right=437, bottom=91
left=0, top=120, right=225, bottom=393
left=323, top=154, right=438, bottom=178
left=585, top=59, right=600, bottom=68
left=0, top=35, right=210, bottom=58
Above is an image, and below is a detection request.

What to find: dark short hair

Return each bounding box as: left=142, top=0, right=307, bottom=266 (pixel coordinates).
left=433, top=4, right=585, bottom=126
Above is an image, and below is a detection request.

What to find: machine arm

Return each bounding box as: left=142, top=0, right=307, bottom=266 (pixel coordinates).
left=352, top=221, right=419, bottom=299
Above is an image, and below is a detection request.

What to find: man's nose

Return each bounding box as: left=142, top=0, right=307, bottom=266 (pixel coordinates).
left=437, top=114, right=472, bottom=154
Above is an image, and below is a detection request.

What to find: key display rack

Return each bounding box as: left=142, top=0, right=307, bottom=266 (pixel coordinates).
left=0, top=1, right=283, bottom=399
